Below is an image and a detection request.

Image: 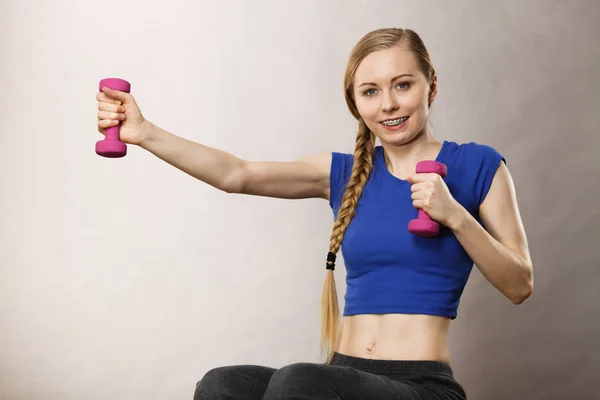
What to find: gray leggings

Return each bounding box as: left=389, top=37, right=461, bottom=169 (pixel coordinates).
left=193, top=351, right=467, bottom=399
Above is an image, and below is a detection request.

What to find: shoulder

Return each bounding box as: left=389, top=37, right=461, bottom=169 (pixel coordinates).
left=328, top=151, right=353, bottom=212
left=443, top=141, right=506, bottom=206
left=330, top=151, right=355, bottom=181
left=331, top=151, right=354, bottom=165
left=330, top=146, right=383, bottom=183
left=443, top=141, right=504, bottom=163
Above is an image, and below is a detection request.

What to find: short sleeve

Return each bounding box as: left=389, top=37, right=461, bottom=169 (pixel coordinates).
left=329, top=152, right=353, bottom=217
left=468, top=143, right=506, bottom=206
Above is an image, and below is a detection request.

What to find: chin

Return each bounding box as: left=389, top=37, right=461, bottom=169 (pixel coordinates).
left=377, top=130, right=418, bottom=147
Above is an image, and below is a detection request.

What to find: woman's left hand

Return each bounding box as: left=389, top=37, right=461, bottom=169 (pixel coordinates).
left=407, top=173, right=464, bottom=229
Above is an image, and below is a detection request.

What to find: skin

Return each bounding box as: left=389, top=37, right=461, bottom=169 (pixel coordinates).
left=335, top=43, right=533, bottom=362
left=96, top=43, right=533, bottom=364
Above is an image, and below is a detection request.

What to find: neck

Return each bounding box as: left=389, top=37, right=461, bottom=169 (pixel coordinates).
left=381, top=130, right=442, bottom=180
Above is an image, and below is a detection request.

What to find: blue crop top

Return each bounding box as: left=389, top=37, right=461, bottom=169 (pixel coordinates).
left=329, top=140, right=505, bottom=319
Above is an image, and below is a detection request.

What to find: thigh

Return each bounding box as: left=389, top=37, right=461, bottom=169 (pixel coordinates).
left=262, top=362, right=428, bottom=400
left=194, top=364, right=277, bottom=400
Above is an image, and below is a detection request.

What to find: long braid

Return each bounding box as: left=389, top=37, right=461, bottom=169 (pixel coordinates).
left=320, top=118, right=375, bottom=364
left=319, top=27, right=435, bottom=365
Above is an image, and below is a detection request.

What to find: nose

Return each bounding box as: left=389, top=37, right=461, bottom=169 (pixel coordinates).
left=381, top=92, right=399, bottom=113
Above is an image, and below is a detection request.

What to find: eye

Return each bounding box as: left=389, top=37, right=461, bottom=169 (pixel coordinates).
left=396, top=82, right=411, bottom=90
left=363, top=88, right=377, bottom=97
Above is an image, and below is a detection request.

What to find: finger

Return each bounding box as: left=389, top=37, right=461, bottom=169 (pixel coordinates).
left=408, top=173, right=437, bottom=183
left=98, top=110, right=126, bottom=121
left=102, top=87, right=131, bottom=104
left=410, top=182, right=431, bottom=192
left=411, top=191, right=426, bottom=200
left=96, top=92, right=122, bottom=105
left=98, top=101, right=125, bottom=113
left=412, top=199, right=425, bottom=209
left=98, top=119, right=121, bottom=129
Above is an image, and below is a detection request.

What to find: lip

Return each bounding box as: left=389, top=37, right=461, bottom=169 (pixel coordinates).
left=379, top=116, right=409, bottom=131
left=379, top=116, right=409, bottom=123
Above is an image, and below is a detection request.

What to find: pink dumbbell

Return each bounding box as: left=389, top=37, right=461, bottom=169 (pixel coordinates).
left=96, top=78, right=131, bottom=158
left=408, top=160, right=448, bottom=237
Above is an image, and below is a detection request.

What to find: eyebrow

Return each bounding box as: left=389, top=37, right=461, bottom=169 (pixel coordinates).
left=357, top=74, right=416, bottom=88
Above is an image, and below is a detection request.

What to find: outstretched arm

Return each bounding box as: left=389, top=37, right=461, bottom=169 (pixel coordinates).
left=141, top=123, right=332, bottom=199
left=97, top=88, right=332, bottom=200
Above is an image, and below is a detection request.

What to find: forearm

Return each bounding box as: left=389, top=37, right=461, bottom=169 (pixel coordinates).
left=448, top=205, right=533, bottom=304
left=139, top=121, right=244, bottom=193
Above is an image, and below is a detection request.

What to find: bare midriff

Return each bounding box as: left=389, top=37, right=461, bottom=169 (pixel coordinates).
left=335, top=314, right=452, bottom=364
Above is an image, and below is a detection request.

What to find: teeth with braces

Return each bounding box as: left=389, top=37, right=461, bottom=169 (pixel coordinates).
left=381, top=117, right=408, bottom=126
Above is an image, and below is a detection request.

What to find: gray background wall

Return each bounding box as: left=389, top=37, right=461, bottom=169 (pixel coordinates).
left=1, top=0, right=598, bottom=399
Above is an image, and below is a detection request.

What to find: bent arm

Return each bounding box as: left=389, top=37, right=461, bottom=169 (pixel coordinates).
left=448, top=162, right=534, bottom=304
left=140, top=122, right=331, bottom=199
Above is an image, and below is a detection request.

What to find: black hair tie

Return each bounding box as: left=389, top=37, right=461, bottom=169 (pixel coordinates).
left=326, top=252, right=337, bottom=271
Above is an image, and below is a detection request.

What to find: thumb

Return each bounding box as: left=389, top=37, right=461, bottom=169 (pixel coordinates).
left=102, top=87, right=130, bottom=103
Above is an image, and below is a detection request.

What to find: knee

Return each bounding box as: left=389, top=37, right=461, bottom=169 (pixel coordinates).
left=263, top=363, right=338, bottom=399
left=193, top=366, right=236, bottom=399
left=269, top=362, right=325, bottom=386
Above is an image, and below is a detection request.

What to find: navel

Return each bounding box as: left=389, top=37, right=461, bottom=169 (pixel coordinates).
left=365, top=342, right=375, bottom=353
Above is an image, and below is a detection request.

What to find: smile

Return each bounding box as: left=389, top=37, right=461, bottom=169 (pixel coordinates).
left=380, top=116, right=409, bottom=126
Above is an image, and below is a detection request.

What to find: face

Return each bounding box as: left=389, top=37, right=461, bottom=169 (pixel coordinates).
left=353, top=44, right=437, bottom=146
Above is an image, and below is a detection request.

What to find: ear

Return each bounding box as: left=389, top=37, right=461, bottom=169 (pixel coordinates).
left=428, top=75, right=438, bottom=104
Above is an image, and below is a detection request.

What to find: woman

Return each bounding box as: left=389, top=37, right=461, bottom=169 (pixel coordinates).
left=96, top=28, right=533, bottom=399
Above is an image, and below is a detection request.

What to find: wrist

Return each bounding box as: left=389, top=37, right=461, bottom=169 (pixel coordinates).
left=447, top=202, right=469, bottom=232
left=139, top=120, right=157, bottom=148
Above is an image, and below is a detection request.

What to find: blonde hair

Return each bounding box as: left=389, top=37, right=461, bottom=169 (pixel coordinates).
left=320, top=28, right=436, bottom=364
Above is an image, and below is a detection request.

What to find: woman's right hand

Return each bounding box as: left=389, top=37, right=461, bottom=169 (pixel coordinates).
left=96, top=87, right=148, bottom=145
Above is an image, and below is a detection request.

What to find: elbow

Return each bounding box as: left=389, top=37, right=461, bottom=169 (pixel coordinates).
left=221, top=160, right=246, bottom=194
left=509, top=284, right=533, bottom=304
left=220, top=179, right=240, bottom=194
left=509, top=268, right=534, bottom=305
left=222, top=182, right=241, bottom=194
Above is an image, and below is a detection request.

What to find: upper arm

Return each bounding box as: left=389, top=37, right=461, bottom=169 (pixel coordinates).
left=236, top=152, right=332, bottom=200
left=479, top=162, right=531, bottom=264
